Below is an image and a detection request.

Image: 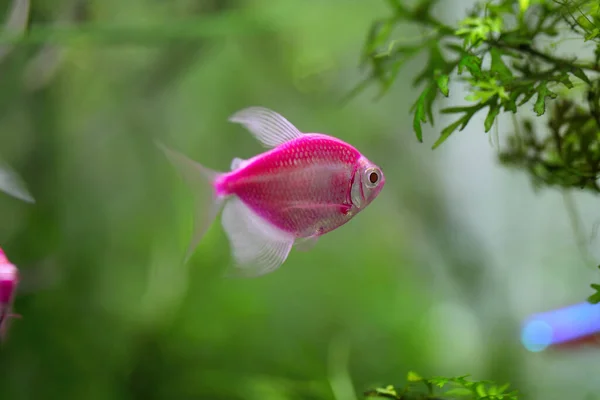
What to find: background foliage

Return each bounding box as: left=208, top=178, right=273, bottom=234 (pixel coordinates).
left=356, top=0, right=600, bottom=309
left=0, top=0, right=598, bottom=399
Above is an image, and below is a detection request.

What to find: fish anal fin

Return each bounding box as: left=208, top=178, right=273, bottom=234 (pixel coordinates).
left=221, top=197, right=295, bottom=278
left=295, top=236, right=319, bottom=252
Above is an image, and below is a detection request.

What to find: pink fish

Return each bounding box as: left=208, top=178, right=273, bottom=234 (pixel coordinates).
left=158, top=107, right=386, bottom=277
left=0, top=248, right=20, bottom=342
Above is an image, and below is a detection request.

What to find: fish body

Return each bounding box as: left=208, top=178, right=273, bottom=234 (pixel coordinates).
left=216, top=134, right=368, bottom=237
left=159, top=107, right=385, bottom=277
left=0, top=248, right=19, bottom=342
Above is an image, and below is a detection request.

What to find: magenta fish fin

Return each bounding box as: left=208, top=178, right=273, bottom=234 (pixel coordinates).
left=155, top=141, right=225, bottom=263
left=228, top=107, right=303, bottom=148
left=0, top=161, right=35, bottom=203
left=220, top=197, right=295, bottom=278
left=295, top=236, right=319, bottom=252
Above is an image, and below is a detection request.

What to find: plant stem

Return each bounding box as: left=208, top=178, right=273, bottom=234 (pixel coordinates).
left=494, top=40, right=600, bottom=72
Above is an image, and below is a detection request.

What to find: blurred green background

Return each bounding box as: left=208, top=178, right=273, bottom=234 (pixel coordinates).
left=0, top=0, right=599, bottom=399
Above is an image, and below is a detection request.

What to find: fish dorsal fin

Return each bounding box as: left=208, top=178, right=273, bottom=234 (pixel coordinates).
left=221, top=197, right=295, bottom=278
left=228, top=107, right=303, bottom=148
left=230, top=157, right=247, bottom=171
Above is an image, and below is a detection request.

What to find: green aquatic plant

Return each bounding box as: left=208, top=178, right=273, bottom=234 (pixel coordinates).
left=354, top=0, right=600, bottom=304
left=364, top=371, right=519, bottom=400
left=588, top=264, right=600, bottom=303
left=354, top=0, right=600, bottom=192
left=354, top=1, right=600, bottom=394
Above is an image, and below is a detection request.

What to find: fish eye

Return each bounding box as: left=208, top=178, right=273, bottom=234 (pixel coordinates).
left=369, top=172, right=378, bottom=184
left=365, top=168, right=380, bottom=187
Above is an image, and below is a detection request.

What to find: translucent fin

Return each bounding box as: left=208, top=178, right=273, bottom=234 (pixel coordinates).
left=24, top=44, right=65, bottom=91
left=230, top=157, right=248, bottom=171
left=155, top=141, right=224, bottom=263
left=228, top=106, right=303, bottom=148
left=221, top=197, right=295, bottom=278
left=0, top=309, right=20, bottom=344
left=10, top=257, right=62, bottom=295
left=0, top=162, right=35, bottom=203
left=0, top=0, right=30, bottom=63
left=295, top=236, right=319, bottom=252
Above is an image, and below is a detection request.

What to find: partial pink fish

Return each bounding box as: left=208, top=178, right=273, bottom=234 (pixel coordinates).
left=0, top=248, right=20, bottom=342
left=158, top=107, right=386, bottom=277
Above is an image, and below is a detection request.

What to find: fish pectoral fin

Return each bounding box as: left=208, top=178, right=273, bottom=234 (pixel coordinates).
left=221, top=197, right=295, bottom=278
left=228, top=107, right=303, bottom=148
left=295, top=236, right=319, bottom=252
left=230, top=157, right=248, bottom=171
left=281, top=202, right=352, bottom=215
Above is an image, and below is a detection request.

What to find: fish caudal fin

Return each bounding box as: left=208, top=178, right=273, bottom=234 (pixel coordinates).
left=0, top=161, right=35, bottom=203
left=155, top=141, right=224, bottom=263
left=221, top=197, right=295, bottom=278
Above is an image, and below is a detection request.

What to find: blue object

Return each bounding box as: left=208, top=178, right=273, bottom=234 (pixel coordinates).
left=521, top=302, right=600, bottom=352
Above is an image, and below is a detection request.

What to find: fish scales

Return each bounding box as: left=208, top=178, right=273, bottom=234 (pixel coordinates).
left=216, top=134, right=360, bottom=237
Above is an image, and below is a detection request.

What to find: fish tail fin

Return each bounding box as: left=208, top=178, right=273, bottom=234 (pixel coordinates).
left=155, top=140, right=225, bottom=263
left=0, top=311, right=19, bottom=344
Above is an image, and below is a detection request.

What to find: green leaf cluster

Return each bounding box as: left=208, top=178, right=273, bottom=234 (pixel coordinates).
left=588, top=265, right=600, bottom=304
left=499, top=93, right=600, bottom=193
left=364, top=371, right=519, bottom=400
left=356, top=0, right=600, bottom=339
left=354, top=0, right=600, bottom=149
